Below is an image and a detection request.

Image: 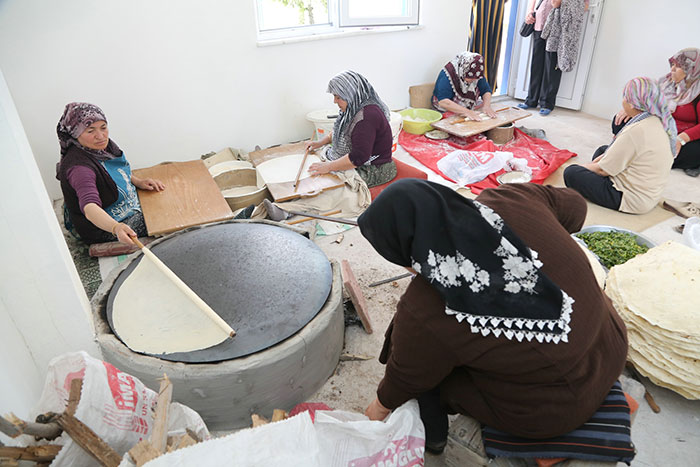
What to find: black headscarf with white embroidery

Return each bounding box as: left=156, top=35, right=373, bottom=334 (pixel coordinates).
left=358, top=179, right=573, bottom=343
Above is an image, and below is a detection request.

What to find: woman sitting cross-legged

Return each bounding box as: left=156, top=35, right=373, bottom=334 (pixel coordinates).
left=307, top=70, right=396, bottom=188
left=564, top=77, right=676, bottom=214
left=432, top=51, right=497, bottom=121
left=56, top=102, right=164, bottom=245
left=360, top=179, right=628, bottom=455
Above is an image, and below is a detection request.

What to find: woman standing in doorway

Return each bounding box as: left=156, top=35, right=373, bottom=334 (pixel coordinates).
left=517, top=0, right=562, bottom=116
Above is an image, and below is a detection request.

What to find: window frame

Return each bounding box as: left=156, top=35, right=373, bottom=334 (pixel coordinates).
left=338, top=0, right=420, bottom=27
left=255, top=0, right=421, bottom=43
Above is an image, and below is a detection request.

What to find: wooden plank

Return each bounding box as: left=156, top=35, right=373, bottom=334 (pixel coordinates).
left=430, top=107, right=532, bottom=138
left=340, top=260, right=373, bottom=334
left=65, top=378, right=83, bottom=417
left=133, top=160, right=233, bottom=236
left=0, top=445, right=62, bottom=463
left=56, top=414, right=121, bottom=467
left=166, top=433, right=198, bottom=453
left=248, top=141, right=344, bottom=202
left=128, top=440, right=161, bottom=466
left=150, top=375, right=173, bottom=454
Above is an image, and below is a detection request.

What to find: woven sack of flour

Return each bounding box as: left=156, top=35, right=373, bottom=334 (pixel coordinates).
left=24, top=351, right=209, bottom=467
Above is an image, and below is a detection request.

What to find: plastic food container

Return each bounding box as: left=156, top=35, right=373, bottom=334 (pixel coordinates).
left=399, top=108, right=442, bottom=135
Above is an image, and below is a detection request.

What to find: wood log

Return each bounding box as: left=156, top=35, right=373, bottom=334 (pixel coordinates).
left=128, top=440, right=161, bottom=467
left=340, top=260, right=373, bottom=334
left=150, top=375, right=173, bottom=454
left=1, top=414, right=62, bottom=441
left=56, top=414, right=121, bottom=467
left=185, top=428, right=201, bottom=443
left=0, top=445, right=62, bottom=463
left=271, top=409, right=287, bottom=422
left=251, top=414, right=268, bottom=427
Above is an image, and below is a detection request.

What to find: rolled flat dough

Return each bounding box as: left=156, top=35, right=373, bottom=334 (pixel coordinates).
left=256, top=153, right=322, bottom=184
left=112, top=252, right=232, bottom=355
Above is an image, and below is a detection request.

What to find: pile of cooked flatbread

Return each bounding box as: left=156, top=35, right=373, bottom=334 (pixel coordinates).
left=605, top=241, right=700, bottom=400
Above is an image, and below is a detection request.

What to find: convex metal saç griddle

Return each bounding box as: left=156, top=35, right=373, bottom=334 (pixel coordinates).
left=106, top=223, right=332, bottom=363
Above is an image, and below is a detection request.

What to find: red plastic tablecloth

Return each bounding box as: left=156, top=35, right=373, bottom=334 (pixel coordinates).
left=398, top=128, right=576, bottom=195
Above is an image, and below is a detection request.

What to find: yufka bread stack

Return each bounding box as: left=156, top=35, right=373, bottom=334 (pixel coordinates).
left=605, top=241, right=700, bottom=399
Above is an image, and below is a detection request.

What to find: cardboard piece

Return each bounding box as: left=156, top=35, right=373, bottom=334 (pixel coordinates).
left=431, top=107, right=532, bottom=138
left=133, top=160, right=233, bottom=236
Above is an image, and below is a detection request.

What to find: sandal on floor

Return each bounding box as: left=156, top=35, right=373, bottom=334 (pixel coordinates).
left=662, top=199, right=700, bottom=218
left=684, top=167, right=700, bottom=177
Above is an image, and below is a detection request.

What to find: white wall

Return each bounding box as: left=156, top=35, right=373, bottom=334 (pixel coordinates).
left=0, top=69, right=100, bottom=440
left=0, top=0, right=468, bottom=200
left=582, top=0, right=699, bottom=118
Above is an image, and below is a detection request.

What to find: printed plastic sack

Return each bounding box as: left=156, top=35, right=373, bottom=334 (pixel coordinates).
left=682, top=217, right=700, bottom=251
left=137, top=400, right=424, bottom=467
left=437, top=150, right=513, bottom=185
left=314, top=399, right=425, bottom=467
left=28, top=351, right=209, bottom=467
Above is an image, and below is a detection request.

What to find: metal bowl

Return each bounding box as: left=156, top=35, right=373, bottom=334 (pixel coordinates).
left=496, top=171, right=532, bottom=184
left=574, top=225, right=657, bottom=249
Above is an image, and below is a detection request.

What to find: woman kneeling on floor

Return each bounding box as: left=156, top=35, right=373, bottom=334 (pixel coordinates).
left=56, top=102, right=164, bottom=245
left=432, top=51, right=497, bottom=121
left=360, top=179, right=628, bottom=454
left=564, top=77, right=677, bottom=214
left=307, top=70, right=396, bottom=188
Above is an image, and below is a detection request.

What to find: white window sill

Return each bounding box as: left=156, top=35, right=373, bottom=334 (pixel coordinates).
left=256, top=24, right=422, bottom=47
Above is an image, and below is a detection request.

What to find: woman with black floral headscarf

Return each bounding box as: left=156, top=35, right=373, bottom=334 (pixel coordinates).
left=56, top=102, right=164, bottom=245
left=307, top=70, right=396, bottom=188
left=359, top=179, right=627, bottom=454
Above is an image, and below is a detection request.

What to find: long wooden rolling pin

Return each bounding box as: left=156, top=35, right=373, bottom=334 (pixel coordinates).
left=132, top=238, right=235, bottom=338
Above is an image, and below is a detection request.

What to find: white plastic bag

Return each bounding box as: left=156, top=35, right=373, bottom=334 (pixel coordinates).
left=437, top=150, right=513, bottom=185
left=682, top=217, right=700, bottom=251
left=28, top=351, right=209, bottom=467
left=314, top=400, right=425, bottom=467
left=139, top=400, right=424, bottom=467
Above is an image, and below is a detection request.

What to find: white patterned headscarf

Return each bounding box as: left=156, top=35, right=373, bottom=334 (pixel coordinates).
left=659, top=47, right=700, bottom=111
left=358, top=179, right=574, bottom=344
left=326, top=70, right=390, bottom=161
left=442, top=52, right=485, bottom=109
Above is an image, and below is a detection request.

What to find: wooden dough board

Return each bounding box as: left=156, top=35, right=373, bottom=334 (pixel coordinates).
left=133, top=160, right=233, bottom=236
left=430, top=106, right=532, bottom=138
left=248, top=141, right=344, bottom=202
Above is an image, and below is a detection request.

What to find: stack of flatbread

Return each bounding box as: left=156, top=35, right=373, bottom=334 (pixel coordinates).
left=605, top=241, right=700, bottom=399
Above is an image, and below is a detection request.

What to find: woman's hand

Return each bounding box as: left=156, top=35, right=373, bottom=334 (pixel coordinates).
left=112, top=222, right=137, bottom=245
left=365, top=397, right=391, bottom=421
left=614, top=109, right=630, bottom=126
left=132, top=176, right=165, bottom=191
left=305, top=140, right=326, bottom=152
left=460, top=109, right=482, bottom=121
left=308, top=161, right=332, bottom=175
left=525, top=11, right=536, bottom=24
left=483, top=106, right=498, bottom=119
left=676, top=132, right=690, bottom=154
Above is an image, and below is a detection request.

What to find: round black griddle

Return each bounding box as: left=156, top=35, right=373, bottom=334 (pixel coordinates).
left=106, top=223, right=332, bottom=363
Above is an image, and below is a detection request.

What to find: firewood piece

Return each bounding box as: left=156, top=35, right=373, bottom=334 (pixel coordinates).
left=251, top=414, right=268, bottom=427
left=185, top=428, right=201, bottom=443
left=339, top=353, right=374, bottom=362
left=128, top=440, right=161, bottom=466
left=0, top=445, right=62, bottom=463
left=150, top=375, right=173, bottom=454
left=271, top=409, right=287, bottom=422
left=56, top=414, right=121, bottom=467
left=340, top=260, right=373, bottom=334
left=166, top=433, right=198, bottom=453
left=65, top=378, right=83, bottom=417
left=1, top=414, right=62, bottom=441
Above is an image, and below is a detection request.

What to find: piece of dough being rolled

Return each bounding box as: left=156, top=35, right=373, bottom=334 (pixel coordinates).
left=112, top=250, right=233, bottom=355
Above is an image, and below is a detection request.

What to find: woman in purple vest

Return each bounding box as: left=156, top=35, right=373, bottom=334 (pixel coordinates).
left=56, top=102, right=164, bottom=245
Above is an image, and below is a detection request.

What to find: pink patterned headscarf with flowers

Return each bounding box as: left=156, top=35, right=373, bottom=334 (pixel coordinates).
left=56, top=102, right=122, bottom=176
left=443, top=52, right=485, bottom=109
left=659, top=47, right=700, bottom=111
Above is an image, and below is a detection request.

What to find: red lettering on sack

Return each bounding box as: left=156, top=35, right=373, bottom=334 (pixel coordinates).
left=474, top=152, right=494, bottom=163
left=348, top=436, right=425, bottom=467
left=103, top=362, right=138, bottom=412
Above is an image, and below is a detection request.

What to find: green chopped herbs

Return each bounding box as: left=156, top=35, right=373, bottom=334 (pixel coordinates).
left=575, top=231, right=649, bottom=269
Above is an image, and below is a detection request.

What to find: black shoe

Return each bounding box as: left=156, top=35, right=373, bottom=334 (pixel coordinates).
left=684, top=167, right=700, bottom=177
left=425, top=438, right=447, bottom=455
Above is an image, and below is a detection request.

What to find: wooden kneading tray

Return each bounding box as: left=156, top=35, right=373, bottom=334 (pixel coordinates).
left=431, top=107, right=532, bottom=138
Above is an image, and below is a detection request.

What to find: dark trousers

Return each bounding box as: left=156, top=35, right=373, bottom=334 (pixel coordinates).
left=564, top=163, right=623, bottom=211
left=525, top=30, right=562, bottom=110
left=418, top=388, right=449, bottom=445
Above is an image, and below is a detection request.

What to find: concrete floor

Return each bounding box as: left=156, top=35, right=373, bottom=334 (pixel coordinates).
left=309, top=99, right=700, bottom=466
